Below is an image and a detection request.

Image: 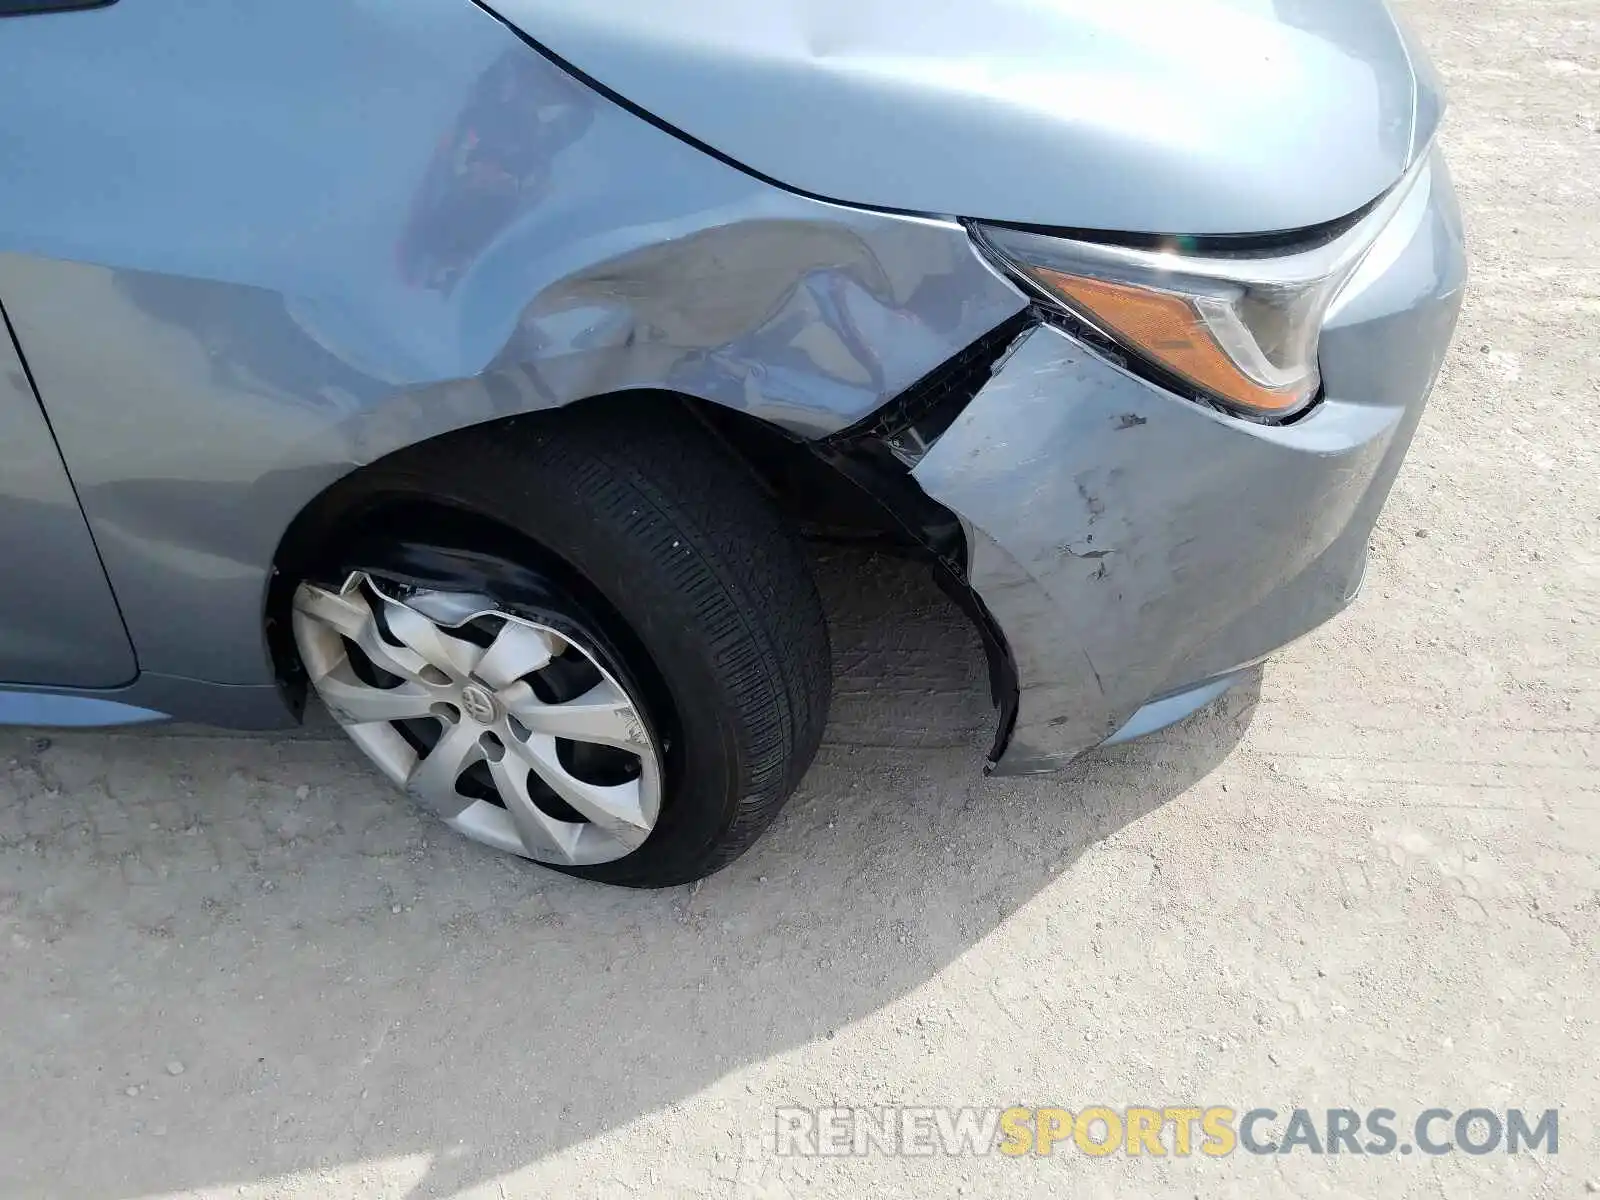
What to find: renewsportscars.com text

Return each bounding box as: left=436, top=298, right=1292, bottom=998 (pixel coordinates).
left=773, top=1106, right=1559, bottom=1158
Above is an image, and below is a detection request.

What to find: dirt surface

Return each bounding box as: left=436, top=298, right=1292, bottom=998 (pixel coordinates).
left=2, top=1, right=1597, bottom=1196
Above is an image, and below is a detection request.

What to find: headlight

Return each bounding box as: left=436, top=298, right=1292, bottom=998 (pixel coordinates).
left=971, top=152, right=1433, bottom=420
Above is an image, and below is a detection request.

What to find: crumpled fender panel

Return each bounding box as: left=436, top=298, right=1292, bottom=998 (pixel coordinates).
left=0, top=0, right=1023, bottom=687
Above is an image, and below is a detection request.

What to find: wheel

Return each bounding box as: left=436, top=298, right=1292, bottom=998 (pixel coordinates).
left=289, top=401, right=831, bottom=887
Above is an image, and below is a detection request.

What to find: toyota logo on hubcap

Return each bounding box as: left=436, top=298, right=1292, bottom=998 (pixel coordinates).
left=460, top=684, right=498, bottom=724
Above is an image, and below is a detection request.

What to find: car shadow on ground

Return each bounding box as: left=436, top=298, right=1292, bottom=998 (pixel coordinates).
left=0, top=548, right=1258, bottom=1199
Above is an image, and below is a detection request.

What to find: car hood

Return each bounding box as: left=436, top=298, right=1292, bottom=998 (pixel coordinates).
left=479, top=0, right=1440, bottom=236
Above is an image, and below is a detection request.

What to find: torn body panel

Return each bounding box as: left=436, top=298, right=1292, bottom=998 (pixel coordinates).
left=917, top=327, right=1395, bottom=771
left=914, top=151, right=1465, bottom=772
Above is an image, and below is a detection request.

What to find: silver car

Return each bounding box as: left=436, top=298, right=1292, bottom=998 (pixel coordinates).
left=0, top=0, right=1464, bottom=885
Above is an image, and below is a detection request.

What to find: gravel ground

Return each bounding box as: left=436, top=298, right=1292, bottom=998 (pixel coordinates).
left=2, top=1, right=1597, bottom=1197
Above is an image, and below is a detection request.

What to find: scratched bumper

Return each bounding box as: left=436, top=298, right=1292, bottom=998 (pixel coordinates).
left=913, top=150, right=1466, bottom=773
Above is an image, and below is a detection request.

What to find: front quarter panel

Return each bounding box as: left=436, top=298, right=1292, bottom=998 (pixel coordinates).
left=0, top=0, right=1023, bottom=690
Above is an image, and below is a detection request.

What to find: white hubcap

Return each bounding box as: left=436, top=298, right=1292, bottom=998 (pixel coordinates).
left=291, top=572, right=663, bottom=865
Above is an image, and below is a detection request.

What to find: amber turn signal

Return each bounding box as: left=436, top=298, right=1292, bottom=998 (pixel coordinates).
left=1032, top=270, right=1311, bottom=415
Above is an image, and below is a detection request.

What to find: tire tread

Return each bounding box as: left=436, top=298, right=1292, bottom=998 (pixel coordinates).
left=418, top=399, right=830, bottom=885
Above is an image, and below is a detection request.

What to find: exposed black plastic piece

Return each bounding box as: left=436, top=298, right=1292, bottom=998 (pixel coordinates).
left=825, top=309, right=1035, bottom=466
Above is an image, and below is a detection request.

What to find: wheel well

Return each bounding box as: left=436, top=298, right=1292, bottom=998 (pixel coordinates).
left=267, top=387, right=1018, bottom=756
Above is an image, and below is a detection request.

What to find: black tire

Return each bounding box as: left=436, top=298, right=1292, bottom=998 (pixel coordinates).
left=324, top=398, right=831, bottom=887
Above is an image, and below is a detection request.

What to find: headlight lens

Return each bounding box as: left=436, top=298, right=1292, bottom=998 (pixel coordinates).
left=972, top=153, right=1432, bottom=419
left=1025, top=269, right=1336, bottom=415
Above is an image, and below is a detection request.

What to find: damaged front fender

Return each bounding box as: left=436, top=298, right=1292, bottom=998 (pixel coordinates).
left=0, top=1, right=1023, bottom=687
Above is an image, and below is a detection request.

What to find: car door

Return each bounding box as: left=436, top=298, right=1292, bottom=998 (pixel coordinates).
left=0, top=0, right=140, bottom=687
left=0, top=304, right=137, bottom=687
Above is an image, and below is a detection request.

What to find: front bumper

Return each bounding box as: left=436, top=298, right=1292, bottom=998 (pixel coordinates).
left=913, top=150, right=1467, bottom=773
